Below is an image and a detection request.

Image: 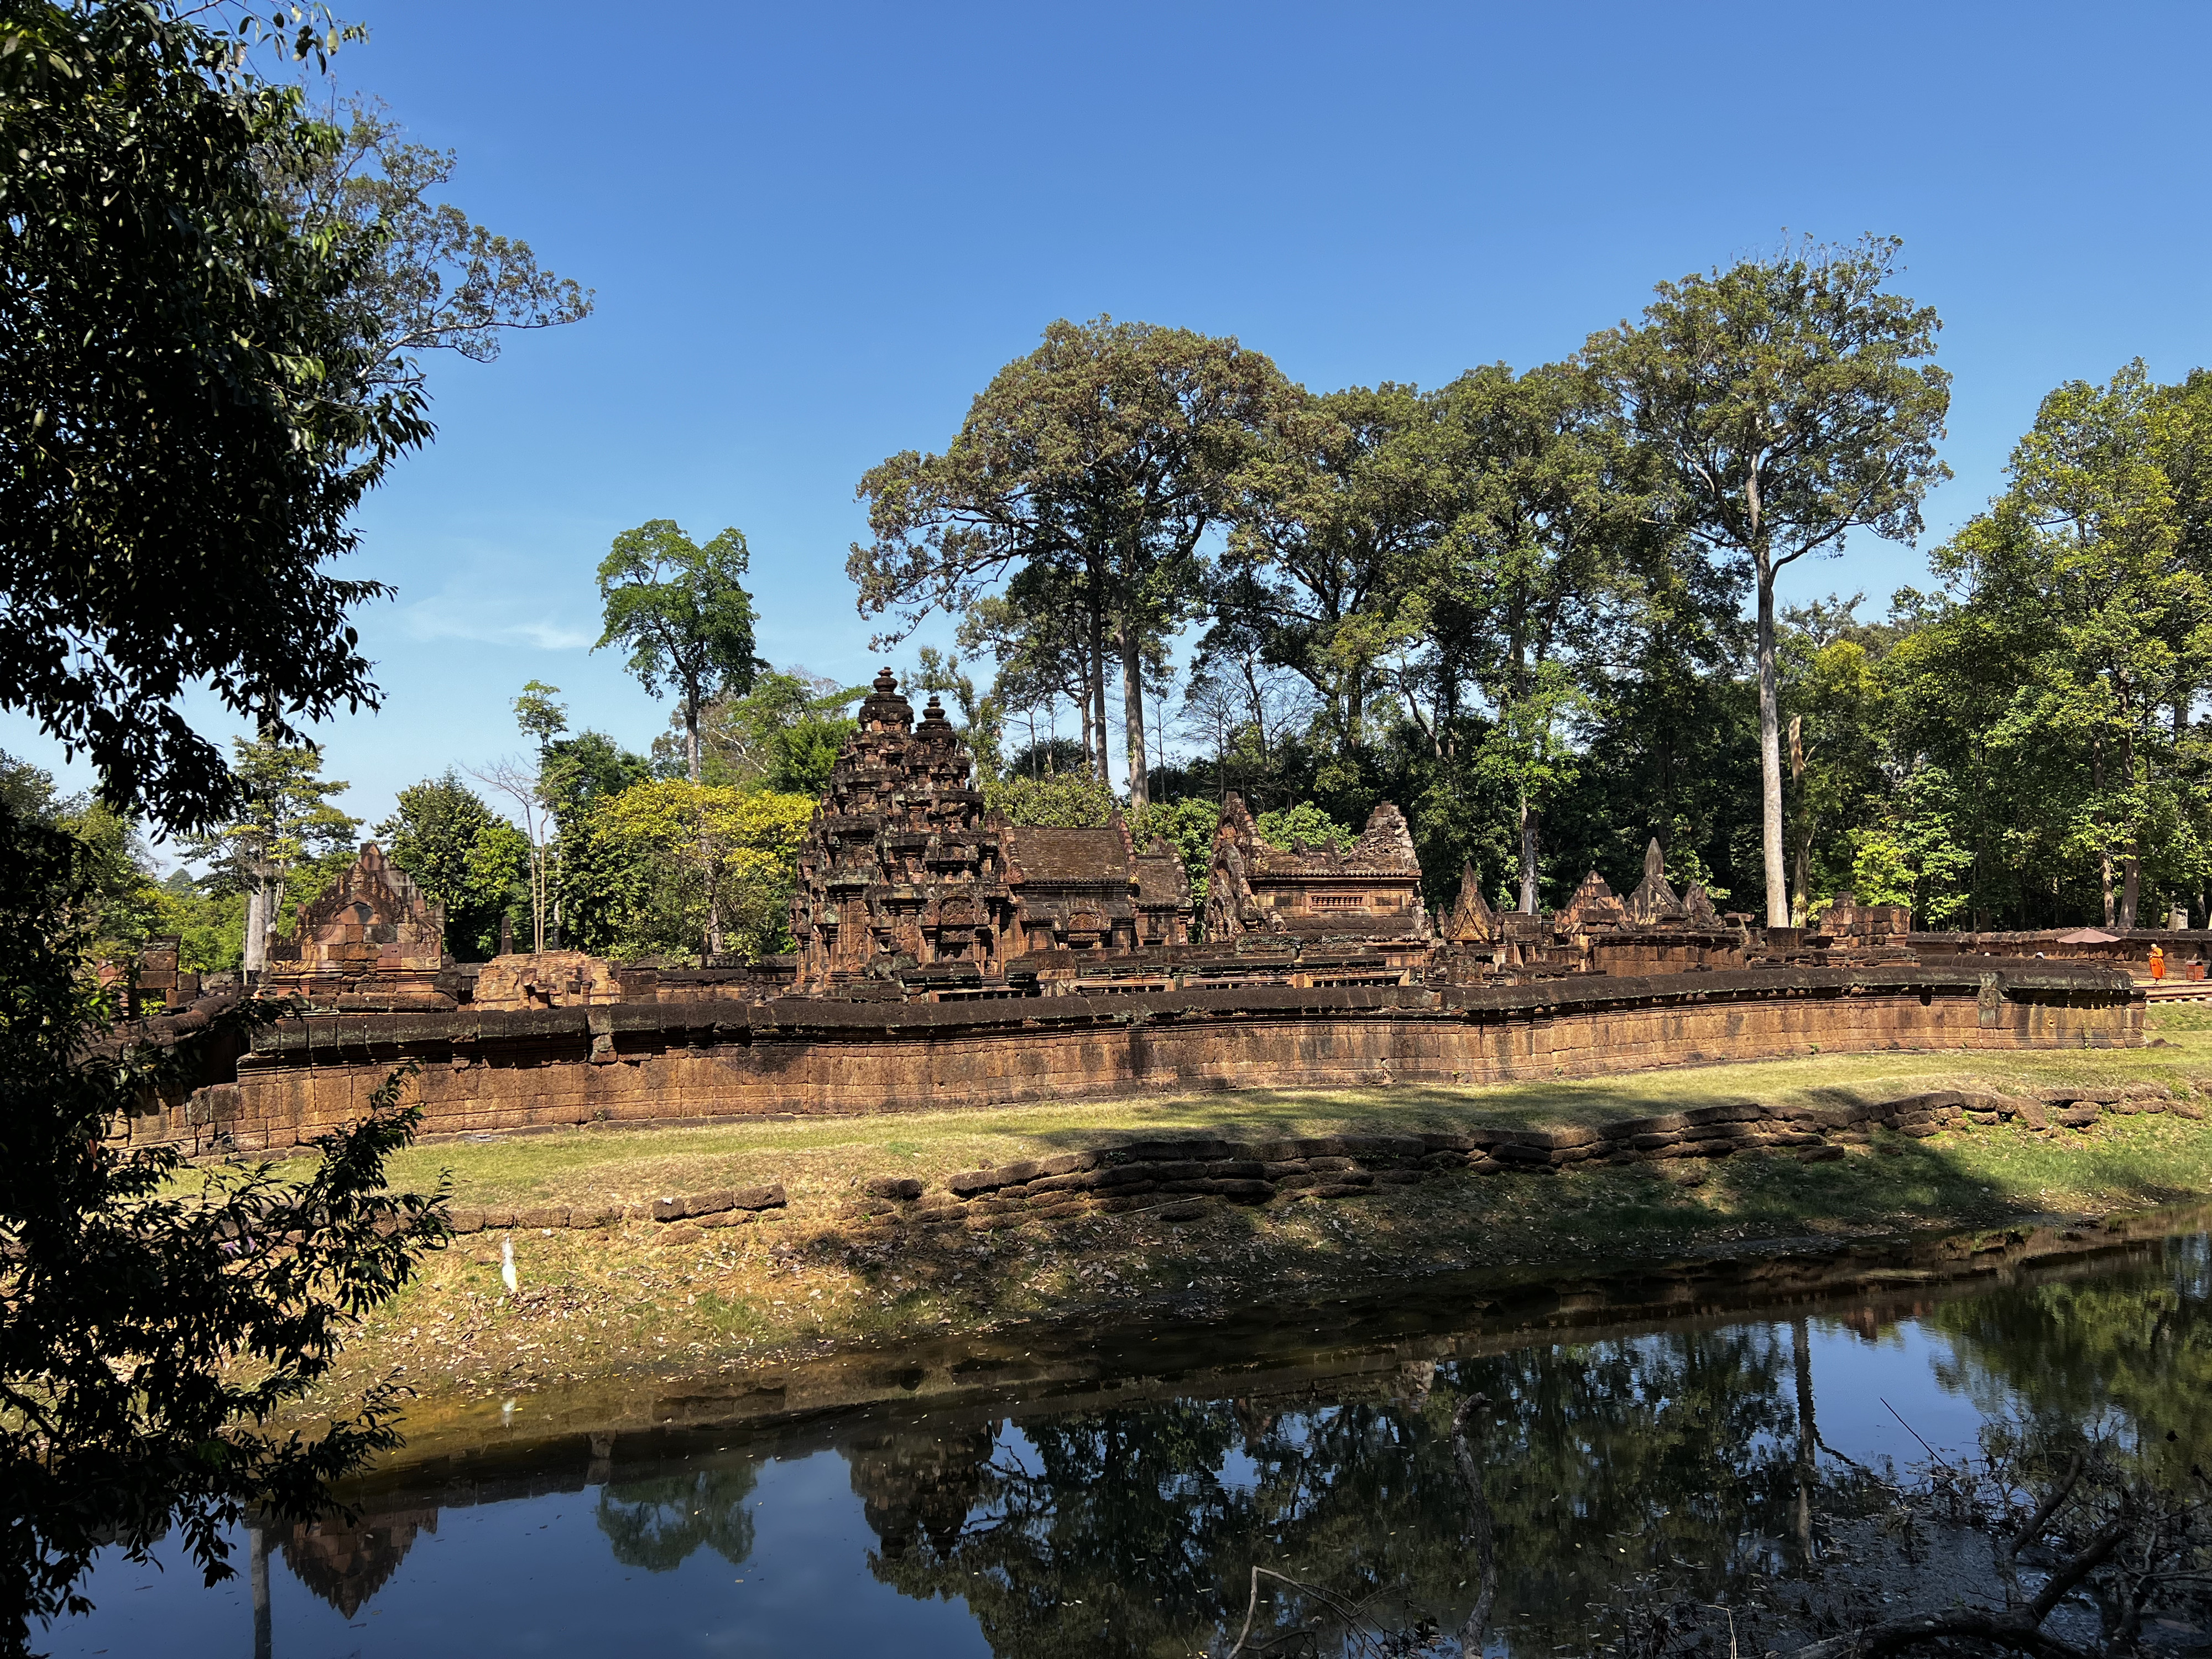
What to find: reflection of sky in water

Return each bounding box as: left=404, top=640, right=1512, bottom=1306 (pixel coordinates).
left=43, top=1238, right=2208, bottom=1658
left=1804, top=1317, right=1994, bottom=1467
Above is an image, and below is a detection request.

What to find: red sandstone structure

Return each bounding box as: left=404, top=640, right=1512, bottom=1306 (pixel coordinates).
left=113, top=672, right=2153, bottom=1153
left=787, top=671, right=1193, bottom=999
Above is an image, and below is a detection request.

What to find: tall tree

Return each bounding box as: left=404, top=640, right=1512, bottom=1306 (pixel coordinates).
left=1915, top=362, right=2212, bottom=927
left=852, top=316, right=1294, bottom=808
left=181, top=738, right=359, bottom=973
left=1217, top=382, right=1434, bottom=803
left=1427, top=362, right=1655, bottom=911
left=262, top=97, right=592, bottom=408
left=513, top=680, right=568, bottom=758
left=1589, top=236, right=1950, bottom=927
left=595, top=520, right=764, bottom=784
left=0, top=4, right=484, bottom=1635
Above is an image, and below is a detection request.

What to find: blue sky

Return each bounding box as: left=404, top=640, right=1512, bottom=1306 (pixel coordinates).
left=9, top=1, right=2211, bottom=846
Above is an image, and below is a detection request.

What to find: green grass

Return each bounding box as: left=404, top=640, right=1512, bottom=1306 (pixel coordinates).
left=275, top=1006, right=2212, bottom=1425
left=262, top=1010, right=2212, bottom=1224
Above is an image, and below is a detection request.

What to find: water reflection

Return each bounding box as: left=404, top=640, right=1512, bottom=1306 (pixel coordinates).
left=46, top=1230, right=2212, bottom=1658
left=596, top=1463, right=761, bottom=1573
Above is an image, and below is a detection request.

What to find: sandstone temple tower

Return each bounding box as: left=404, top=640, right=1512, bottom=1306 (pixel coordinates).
left=787, top=670, right=1193, bottom=995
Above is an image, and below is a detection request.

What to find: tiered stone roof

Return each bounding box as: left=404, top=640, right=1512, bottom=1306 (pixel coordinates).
left=789, top=670, right=1192, bottom=992
left=262, top=843, right=451, bottom=1008
left=1204, top=792, right=1432, bottom=946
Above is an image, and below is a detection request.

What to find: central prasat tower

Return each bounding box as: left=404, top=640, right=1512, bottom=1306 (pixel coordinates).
left=789, top=669, right=1020, bottom=990
left=787, top=669, right=1193, bottom=995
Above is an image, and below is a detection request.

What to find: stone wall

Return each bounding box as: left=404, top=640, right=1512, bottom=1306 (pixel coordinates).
left=134, top=962, right=2141, bottom=1155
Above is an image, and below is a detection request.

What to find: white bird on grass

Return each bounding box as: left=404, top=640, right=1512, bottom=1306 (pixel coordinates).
left=500, top=1234, right=518, bottom=1296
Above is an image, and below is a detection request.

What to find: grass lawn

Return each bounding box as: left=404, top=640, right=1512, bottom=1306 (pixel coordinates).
left=284, top=1004, right=2212, bottom=1424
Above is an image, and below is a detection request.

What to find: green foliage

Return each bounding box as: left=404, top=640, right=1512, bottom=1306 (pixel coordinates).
left=1590, top=234, right=1951, bottom=925
left=595, top=520, right=764, bottom=780
left=592, top=782, right=815, bottom=961
left=1256, top=802, right=1355, bottom=853
left=695, top=668, right=861, bottom=796
left=542, top=731, right=651, bottom=825
left=150, top=872, right=244, bottom=975
left=987, top=773, right=1119, bottom=828
left=264, top=97, right=593, bottom=405
left=0, top=2, right=431, bottom=829
left=513, top=680, right=568, bottom=755
left=0, top=3, right=580, bottom=1635
left=1128, top=798, right=1221, bottom=902
left=551, top=795, right=650, bottom=958
left=375, top=773, right=529, bottom=960
left=1884, top=361, right=2212, bottom=926
left=0, top=805, right=447, bottom=1645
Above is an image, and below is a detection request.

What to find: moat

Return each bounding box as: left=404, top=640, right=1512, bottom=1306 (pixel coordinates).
left=48, top=1219, right=2212, bottom=1658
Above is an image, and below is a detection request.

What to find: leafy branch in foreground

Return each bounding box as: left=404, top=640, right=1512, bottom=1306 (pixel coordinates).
left=0, top=806, right=448, bottom=1651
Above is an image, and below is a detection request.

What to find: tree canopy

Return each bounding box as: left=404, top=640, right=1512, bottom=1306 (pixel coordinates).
left=0, top=1, right=424, bottom=828
left=852, top=316, right=1295, bottom=808
left=1590, top=236, right=1950, bottom=925
left=596, top=521, right=764, bottom=783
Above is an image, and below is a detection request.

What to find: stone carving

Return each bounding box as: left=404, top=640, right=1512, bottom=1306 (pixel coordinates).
left=261, top=843, right=451, bottom=1008
left=1682, top=882, right=1723, bottom=927
left=1204, top=792, right=1430, bottom=945
left=1555, top=869, right=1627, bottom=935
left=787, top=670, right=1191, bottom=992
left=1820, top=890, right=1911, bottom=942
left=1623, top=837, right=1687, bottom=926
left=472, top=951, right=623, bottom=1011
left=1444, top=860, right=1496, bottom=943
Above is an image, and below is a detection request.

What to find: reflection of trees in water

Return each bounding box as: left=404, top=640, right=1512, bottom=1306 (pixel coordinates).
left=1924, top=1234, right=2212, bottom=1473
left=276, top=1507, right=439, bottom=1618
left=595, top=1460, right=761, bottom=1573
left=836, top=1327, right=1838, bottom=1657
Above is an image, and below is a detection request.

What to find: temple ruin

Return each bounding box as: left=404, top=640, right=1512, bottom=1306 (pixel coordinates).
left=110, top=670, right=2152, bottom=1152
left=785, top=669, right=1193, bottom=998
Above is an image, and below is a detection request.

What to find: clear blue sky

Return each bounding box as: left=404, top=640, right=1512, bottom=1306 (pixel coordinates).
left=8, top=0, right=2210, bottom=846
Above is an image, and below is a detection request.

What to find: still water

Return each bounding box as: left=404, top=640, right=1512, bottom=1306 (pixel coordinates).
left=47, top=1225, right=2212, bottom=1658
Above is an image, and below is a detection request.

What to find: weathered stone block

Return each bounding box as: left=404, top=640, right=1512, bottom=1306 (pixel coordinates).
left=865, top=1176, right=924, bottom=1202
left=732, top=1183, right=786, bottom=1211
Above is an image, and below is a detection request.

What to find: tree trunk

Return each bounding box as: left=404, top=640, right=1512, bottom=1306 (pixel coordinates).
left=250, top=1524, right=272, bottom=1659
left=1087, top=591, right=1110, bottom=786
left=2121, top=849, right=2140, bottom=931
left=1792, top=1317, right=1817, bottom=1560
left=1788, top=714, right=1811, bottom=926
left=242, top=875, right=267, bottom=976
left=1791, top=823, right=1815, bottom=928
left=2094, top=734, right=2114, bottom=927
left=243, top=855, right=278, bottom=975
left=1119, top=624, right=1150, bottom=810
left=1756, top=562, right=1790, bottom=928
left=685, top=696, right=701, bottom=783
left=1517, top=791, right=1540, bottom=914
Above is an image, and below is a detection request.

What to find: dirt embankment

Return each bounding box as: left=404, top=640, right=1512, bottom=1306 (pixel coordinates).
left=296, top=1075, right=2212, bottom=1424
